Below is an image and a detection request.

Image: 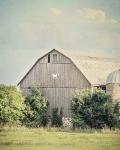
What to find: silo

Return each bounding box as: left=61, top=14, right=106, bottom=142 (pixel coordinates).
left=106, top=69, right=120, bottom=103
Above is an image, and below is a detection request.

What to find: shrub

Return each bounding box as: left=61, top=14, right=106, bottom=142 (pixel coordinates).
left=51, top=107, right=63, bottom=127
left=0, top=84, right=25, bottom=126
left=23, top=86, right=49, bottom=127
left=71, top=89, right=120, bottom=129
left=107, top=102, right=120, bottom=128
left=72, top=114, right=86, bottom=129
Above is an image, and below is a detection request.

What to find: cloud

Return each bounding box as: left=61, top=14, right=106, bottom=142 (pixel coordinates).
left=16, top=7, right=120, bottom=55
left=77, top=8, right=119, bottom=25
left=50, top=8, right=63, bottom=16
left=77, top=8, right=106, bottom=22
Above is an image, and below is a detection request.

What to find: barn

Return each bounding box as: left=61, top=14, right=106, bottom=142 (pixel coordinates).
left=18, top=49, right=120, bottom=117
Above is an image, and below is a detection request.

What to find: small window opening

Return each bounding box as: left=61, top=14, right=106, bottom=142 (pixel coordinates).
left=96, top=85, right=106, bottom=92
left=48, top=54, right=50, bottom=63
left=53, top=54, right=57, bottom=63
left=101, top=86, right=106, bottom=92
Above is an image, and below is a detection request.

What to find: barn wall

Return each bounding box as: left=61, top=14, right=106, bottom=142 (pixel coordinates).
left=20, top=51, right=90, bottom=88
left=20, top=87, right=78, bottom=117
left=19, top=50, right=91, bottom=116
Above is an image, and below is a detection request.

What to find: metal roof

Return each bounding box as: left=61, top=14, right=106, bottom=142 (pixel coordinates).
left=59, top=49, right=120, bottom=85
left=106, top=69, right=120, bottom=84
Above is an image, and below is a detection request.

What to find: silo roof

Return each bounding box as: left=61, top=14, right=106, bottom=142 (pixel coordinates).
left=106, top=69, right=120, bottom=84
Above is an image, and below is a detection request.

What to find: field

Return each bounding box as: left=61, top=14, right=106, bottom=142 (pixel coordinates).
left=0, top=128, right=120, bottom=150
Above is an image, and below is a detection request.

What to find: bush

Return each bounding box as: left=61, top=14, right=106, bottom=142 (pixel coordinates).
left=51, top=107, right=63, bottom=127
left=0, top=84, right=25, bottom=126
left=72, top=114, right=86, bottom=129
left=23, top=86, right=49, bottom=127
left=71, top=89, right=120, bottom=129
left=107, top=102, right=120, bottom=128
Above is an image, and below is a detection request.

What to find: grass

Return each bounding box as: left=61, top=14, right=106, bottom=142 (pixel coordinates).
left=0, top=127, right=120, bottom=150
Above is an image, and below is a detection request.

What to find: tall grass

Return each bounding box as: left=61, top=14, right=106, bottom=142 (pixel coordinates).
left=0, top=126, right=120, bottom=134
left=0, top=127, right=120, bottom=150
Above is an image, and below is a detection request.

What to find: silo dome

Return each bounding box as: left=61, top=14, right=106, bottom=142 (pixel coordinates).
left=106, top=69, right=120, bottom=103
left=106, top=69, right=120, bottom=84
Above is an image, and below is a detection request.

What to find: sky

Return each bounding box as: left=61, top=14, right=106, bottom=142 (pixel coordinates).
left=0, top=0, right=120, bottom=85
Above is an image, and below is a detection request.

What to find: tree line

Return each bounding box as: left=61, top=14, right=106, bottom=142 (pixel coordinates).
left=0, top=84, right=119, bottom=129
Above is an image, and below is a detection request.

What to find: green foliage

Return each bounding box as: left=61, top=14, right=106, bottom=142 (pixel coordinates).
left=51, top=107, right=63, bottom=127
left=72, top=114, right=86, bottom=129
left=0, top=84, right=25, bottom=126
left=23, top=86, right=49, bottom=127
left=71, top=89, right=120, bottom=129
left=107, top=103, right=120, bottom=128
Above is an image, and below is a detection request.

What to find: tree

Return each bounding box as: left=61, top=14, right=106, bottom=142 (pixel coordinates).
left=71, top=89, right=120, bottom=129
left=23, top=86, right=49, bottom=127
left=51, top=107, right=63, bottom=127
left=0, top=84, right=25, bottom=126
left=107, top=102, right=120, bottom=128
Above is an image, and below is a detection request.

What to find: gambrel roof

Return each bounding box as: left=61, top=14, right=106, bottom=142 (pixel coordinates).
left=59, top=50, right=120, bottom=85
left=18, top=49, right=120, bottom=86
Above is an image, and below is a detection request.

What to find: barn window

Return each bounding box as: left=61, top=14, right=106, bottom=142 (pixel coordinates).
left=53, top=54, right=57, bottom=63
left=48, top=54, right=50, bottom=63
left=96, top=85, right=106, bottom=92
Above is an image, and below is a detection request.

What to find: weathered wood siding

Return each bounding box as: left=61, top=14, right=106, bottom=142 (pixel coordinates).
left=19, top=50, right=91, bottom=116
left=106, top=83, right=120, bottom=104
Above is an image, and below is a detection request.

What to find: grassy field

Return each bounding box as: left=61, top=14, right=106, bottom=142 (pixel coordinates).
left=0, top=128, right=120, bottom=150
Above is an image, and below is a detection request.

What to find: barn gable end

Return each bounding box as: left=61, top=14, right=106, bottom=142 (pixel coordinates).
left=18, top=49, right=91, bottom=116
left=19, top=49, right=91, bottom=89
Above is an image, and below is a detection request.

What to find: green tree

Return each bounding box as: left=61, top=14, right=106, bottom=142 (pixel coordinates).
left=71, top=89, right=120, bottom=129
left=23, top=86, right=49, bottom=127
left=51, top=107, right=63, bottom=127
left=0, top=84, right=25, bottom=126
left=107, top=102, right=120, bottom=128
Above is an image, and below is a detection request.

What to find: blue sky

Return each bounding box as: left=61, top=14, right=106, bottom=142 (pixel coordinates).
left=0, top=0, right=120, bottom=84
